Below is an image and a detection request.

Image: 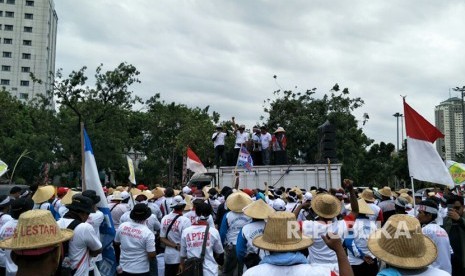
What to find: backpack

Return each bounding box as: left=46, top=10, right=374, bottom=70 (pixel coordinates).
left=182, top=225, right=210, bottom=276
left=55, top=219, right=82, bottom=276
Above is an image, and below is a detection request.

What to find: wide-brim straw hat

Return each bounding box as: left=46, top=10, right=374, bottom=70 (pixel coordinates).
left=142, top=190, right=154, bottom=200
left=291, top=187, right=303, bottom=199
left=398, top=188, right=409, bottom=194
left=130, top=188, right=142, bottom=196
left=253, top=212, right=313, bottom=252
left=152, top=188, right=164, bottom=199
left=226, top=192, right=253, bottom=212
left=399, top=193, right=414, bottom=205
left=243, top=199, right=275, bottom=219
left=359, top=189, right=376, bottom=203
left=111, top=191, right=124, bottom=201
left=367, top=214, right=437, bottom=269
left=379, top=186, right=393, bottom=197
left=274, top=127, right=285, bottom=133
left=347, top=198, right=374, bottom=215
left=32, top=185, right=55, bottom=204
left=60, top=190, right=79, bottom=205
left=311, top=194, right=341, bottom=219
left=0, top=210, right=73, bottom=250
left=115, top=186, right=125, bottom=192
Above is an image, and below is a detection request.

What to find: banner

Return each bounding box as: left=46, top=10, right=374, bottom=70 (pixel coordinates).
left=237, top=145, right=254, bottom=171
left=0, top=160, right=7, bottom=178
left=446, top=160, right=465, bottom=185
left=127, top=155, right=136, bottom=185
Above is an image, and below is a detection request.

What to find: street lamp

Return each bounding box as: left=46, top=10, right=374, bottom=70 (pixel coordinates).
left=453, top=86, right=465, bottom=162
left=393, top=112, right=402, bottom=152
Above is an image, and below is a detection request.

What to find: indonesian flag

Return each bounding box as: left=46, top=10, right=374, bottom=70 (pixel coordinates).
left=404, top=99, right=454, bottom=187
left=186, top=147, right=207, bottom=174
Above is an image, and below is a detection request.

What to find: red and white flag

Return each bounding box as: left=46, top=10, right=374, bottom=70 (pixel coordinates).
left=186, top=147, right=207, bottom=174
left=404, top=99, right=454, bottom=187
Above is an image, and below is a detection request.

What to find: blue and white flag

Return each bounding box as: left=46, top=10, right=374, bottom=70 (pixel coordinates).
left=83, top=129, right=117, bottom=276
left=237, top=145, right=254, bottom=171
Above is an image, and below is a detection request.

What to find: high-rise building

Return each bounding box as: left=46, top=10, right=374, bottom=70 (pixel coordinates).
left=435, top=97, right=463, bottom=160
left=0, top=0, right=57, bottom=108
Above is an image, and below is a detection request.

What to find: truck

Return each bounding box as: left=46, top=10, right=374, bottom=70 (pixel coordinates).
left=188, top=163, right=342, bottom=191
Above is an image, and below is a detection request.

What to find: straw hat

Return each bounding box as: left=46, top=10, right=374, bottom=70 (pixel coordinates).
left=347, top=199, right=375, bottom=215
left=32, top=185, right=55, bottom=204
left=174, top=189, right=181, bottom=196
left=243, top=199, right=275, bottom=219
left=253, top=212, right=313, bottom=252
left=368, top=214, right=437, bottom=269
left=359, top=189, right=376, bottom=203
left=60, top=190, right=79, bottom=205
left=0, top=210, right=73, bottom=250
left=226, top=192, right=253, bottom=212
left=291, top=187, right=303, bottom=199
left=274, top=127, right=285, bottom=133
left=398, top=188, right=409, bottom=194
left=111, top=191, right=123, bottom=201
left=311, top=194, right=341, bottom=219
left=142, top=190, right=154, bottom=200
left=152, top=188, right=164, bottom=199
left=115, top=186, right=125, bottom=192
left=378, top=186, right=393, bottom=198
left=129, top=188, right=142, bottom=196
left=184, top=195, right=193, bottom=211
left=108, top=187, right=114, bottom=195
left=399, top=193, right=414, bottom=205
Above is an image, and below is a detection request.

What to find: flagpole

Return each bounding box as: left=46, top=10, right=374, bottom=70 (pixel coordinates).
left=410, top=176, right=416, bottom=216
left=81, top=122, right=86, bottom=191
left=327, top=158, right=332, bottom=190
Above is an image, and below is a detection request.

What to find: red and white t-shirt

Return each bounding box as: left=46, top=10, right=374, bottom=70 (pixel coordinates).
left=114, top=221, right=155, bottom=274
left=180, top=224, right=224, bottom=276
left=160, top=212, right=191, bottom=264
left=0, top=219, right=18, bottom=274
left=183, top=210, right=215, bottom=228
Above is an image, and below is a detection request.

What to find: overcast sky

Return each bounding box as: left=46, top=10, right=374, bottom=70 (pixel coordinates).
left=53, top=1, right=465, bottom=148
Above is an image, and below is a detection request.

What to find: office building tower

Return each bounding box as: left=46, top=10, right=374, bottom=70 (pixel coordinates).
left=0, top=0, right=57, bottom=108
left=435, top=97, right=463, bottom=160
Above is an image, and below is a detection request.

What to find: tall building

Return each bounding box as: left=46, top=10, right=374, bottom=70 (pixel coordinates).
left=435, top=97, right=463, bottom=160
left=0, top=0, right=57, bottom=108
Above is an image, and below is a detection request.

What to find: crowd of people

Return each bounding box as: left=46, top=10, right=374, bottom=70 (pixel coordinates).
left=212, top=117, right=287, bottom=167
left=0, top=180, right=464, bottom=276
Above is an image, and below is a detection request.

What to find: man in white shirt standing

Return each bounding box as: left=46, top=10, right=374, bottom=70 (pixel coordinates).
left=82, top=190, right=105, bottom=271
left=115, top=203, right=156, bottom=275
left=160, top=195, right=192, bottom=276
left=180, top=202, right=224, bottom=276
left=57, top=195, right=102, bottom=276
left=260, top=126, right=272, bottom=165
left=212, top=125, right=229, bottom=168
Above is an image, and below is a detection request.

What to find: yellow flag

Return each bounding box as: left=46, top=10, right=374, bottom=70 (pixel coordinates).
left=127, top=155, right=136, bottom=184
left=0, top=160, right=7, bottom=177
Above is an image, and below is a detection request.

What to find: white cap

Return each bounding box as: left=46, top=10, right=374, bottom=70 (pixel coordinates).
left=120, top=191, right=130, bottom=200
left=272, top=198, right=286, bottom=211
left=169, top=195, right=186, bottom=208
left=303, top=192, right=313, bottom=202
left=182, top=186, right=192, bottom=194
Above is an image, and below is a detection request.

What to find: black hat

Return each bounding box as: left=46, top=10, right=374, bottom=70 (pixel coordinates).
left=66, top=195, right=94, bottom=214
left=82, top=190, right=101, bottom=204
left=9, top=186, right=22, bottom=195
left=130, top=203, right=152, bottom=221
left=10, top=198, right=34, bottom=219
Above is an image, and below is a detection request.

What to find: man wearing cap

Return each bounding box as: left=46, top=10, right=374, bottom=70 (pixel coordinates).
left=232, top=117, right=250, bottom=165
left=57, top=195, right=102, bottom=276
left=416, top=199, right=452, bottom=274
left=0, top=198, right=33, bottom=275
left=243, top=212, right=353, bottom=276
left=220, top=192, right=253, bottom=276
left=180, top=202, right=224, bottom=276
left=236, top=199, right=275, bottom=271
left=212, top=125, right=229, bottom=168
left=368, top=214, right=449, bottom=276
left=160, top=195, right=192, bottom=276
left=0, top=210, right=74, bottom=276
left=115, top=203, right=156, bottom=275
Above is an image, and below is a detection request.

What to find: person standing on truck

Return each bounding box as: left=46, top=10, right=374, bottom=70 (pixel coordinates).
left=272, top=127, right=287, bottom=165
left=232, top=117, right=250, bottom=165
left=212, top=125, right=229, bottom=168
left=251, top=126, right=262, bottom=166
left=260, top=126, right=272, bottom=165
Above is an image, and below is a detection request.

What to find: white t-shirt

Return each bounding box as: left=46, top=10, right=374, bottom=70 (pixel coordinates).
left=252, top=133, right=262, bottom=151
left=109, top=202, right=130, bottom=229
left=0, top=213, right=13, bottom=233
left=160, top=212, right=191, bottom=264
left=241, top=221, right=267, bottom=258
left=33, top=202, right=51, bottom=211
left=234, top=131, right=249, bottom=148
left=120, top=211, right=160, bottom=232
left=206, top=198, right=221, bottom=219
left=367, top=203, right=382, bottom=222
left=243, top=263, right=334, bottom=276
left=184, top=210, right=215, bottom=228
left=260, top=132, right=272, bottom=149
left=87, top=210, right=105, bottom=264
left=285, top=202, right=299, bottom=213
left=212, top=132, right=227, bottom=148
left=180, top=225, right=224, bottom=276
left=379, top=266, right=451, bottom=275
left=52, top=198, right=63, bottom=213
left=161, top=197, right=174, bottom=216
left=301, top=219, right=347, bottom=269
left=148, top=202, right=163, bottom=221
left=57, top=218, right=102, bottom=276
left=59, top=205, right=69, bottom=217
left=346, top=218, right=378, bottom=265
left=0, top=219, right=18, bottom=274
left=224, top=212, right=252, bottom=245
left=422, top=223, right=452, bottom=274
left=115, top=221, right=155, bottom=274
